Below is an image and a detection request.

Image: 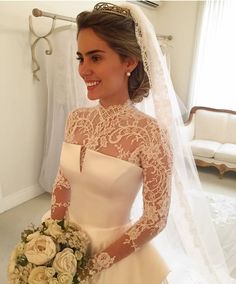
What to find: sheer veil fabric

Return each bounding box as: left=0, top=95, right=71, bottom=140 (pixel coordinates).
left=120, top=3, right=235, bottom=284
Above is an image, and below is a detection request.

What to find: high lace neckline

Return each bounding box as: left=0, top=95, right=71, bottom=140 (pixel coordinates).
left=97, top=99, right=133, bottom=120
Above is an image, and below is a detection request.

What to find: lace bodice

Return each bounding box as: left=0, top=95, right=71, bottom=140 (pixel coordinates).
left=51, top=100, right=173, bottom=281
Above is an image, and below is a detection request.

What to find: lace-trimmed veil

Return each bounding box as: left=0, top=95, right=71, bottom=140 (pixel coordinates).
left=120, top=3, right=235, bottom=284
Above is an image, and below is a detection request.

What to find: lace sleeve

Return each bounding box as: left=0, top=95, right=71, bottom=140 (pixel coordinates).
left=83, top=122, right=173, bottom=280
left=51, top=169, right=71, bottom=220
left=50, top=112, right=73, bottom=220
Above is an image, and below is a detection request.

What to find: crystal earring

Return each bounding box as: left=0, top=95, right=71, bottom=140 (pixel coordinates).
left=127, top=72, right=131, bottom=77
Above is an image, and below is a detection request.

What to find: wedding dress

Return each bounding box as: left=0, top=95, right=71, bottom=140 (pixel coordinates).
left=48, top=100, right=171, bottom=283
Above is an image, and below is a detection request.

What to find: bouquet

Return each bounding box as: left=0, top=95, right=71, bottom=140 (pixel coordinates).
left=8, top=218, right=90, bottom=284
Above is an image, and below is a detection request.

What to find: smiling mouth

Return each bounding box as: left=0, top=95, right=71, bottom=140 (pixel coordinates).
left=86, top=81, right=100, bottom=87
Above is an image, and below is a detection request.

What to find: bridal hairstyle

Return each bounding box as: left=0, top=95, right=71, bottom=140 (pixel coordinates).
left=76, top=4, right=150, bottom=103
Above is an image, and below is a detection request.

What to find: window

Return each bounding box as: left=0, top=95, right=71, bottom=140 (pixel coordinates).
left=188, top=0, right=236, bottom=110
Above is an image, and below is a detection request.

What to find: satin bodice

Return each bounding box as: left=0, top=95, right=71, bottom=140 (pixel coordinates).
left=60, top=142, right=143, bottom=228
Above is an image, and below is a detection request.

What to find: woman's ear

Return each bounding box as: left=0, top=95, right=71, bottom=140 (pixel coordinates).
left=124, top=57, right=139, bottom=73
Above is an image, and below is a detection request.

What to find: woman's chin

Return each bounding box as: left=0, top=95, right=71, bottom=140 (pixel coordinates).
left=87, top=92, right=99, bottom=101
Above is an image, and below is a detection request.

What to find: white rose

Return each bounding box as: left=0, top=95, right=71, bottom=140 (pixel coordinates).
left=58, top=272, right=73, bottom=284
left=49, top=278, right=59, bottom=284
left=25, top=235, right=56, bottom=265
left=44, top=218, right=55, bottom=226
left=44, top=222, right=64, bottom=239
left=53, top=248, right=77, bottom=276
left=45, top=267, right=56, bottom=278
left=28, top=266, right=49, bottom=284
left=27, top=231, right=41, bottom=241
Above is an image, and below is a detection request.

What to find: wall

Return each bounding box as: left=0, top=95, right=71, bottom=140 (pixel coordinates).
left=0, top=1, right=199, bottom=212
left=154, top=1, right=199, bottom=105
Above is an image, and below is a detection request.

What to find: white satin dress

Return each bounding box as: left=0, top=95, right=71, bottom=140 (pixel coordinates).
left=49, top=101, right=172, bottom=283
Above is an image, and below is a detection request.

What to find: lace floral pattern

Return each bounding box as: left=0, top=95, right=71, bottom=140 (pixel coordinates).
left=51, top=169, right=71, bottom=220
left=51, top=100, right=172, bottom=277
left=88, top=253, right=116, bottom=276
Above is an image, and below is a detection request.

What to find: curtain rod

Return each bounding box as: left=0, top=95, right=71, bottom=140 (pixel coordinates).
left=32, top=8, right=173, bottom=41
left=32, top=8, right=76, bottom=23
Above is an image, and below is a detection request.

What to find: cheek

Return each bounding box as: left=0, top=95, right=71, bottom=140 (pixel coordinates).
left=105, top=64, right=125, bottom=81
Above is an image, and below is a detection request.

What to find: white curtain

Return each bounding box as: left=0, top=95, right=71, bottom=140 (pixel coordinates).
left=39, top=25, right=95, bottom=192
left=188, top=0, right=236, bottom=110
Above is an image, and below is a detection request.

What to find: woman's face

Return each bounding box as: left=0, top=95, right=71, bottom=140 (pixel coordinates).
left=77, top=28, right=135, bottom=106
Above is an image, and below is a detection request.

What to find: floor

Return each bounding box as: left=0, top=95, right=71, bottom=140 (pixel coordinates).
left=1, top=168, right=235, bottom=284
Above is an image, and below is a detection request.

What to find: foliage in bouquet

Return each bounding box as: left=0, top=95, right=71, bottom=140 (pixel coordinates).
left=8, top=218, right=90, bottom=284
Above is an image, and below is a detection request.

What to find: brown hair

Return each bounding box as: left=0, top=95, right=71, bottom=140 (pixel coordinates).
left=76, top=8, right=150, bottom=103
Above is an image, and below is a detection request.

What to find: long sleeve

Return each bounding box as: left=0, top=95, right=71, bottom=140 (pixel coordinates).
left=51, top=169, right=71, bottom=220
left=50, top=113, right=73, bottom=220
left=84, top=122, right=173, bottom=279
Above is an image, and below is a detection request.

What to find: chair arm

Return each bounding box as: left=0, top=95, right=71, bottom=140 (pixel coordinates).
left=183, top=116, right=195, bottom=141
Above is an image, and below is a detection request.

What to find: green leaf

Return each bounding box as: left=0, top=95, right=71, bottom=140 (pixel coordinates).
left=73, top=274, right=80, bottom=284
left=57, top=219, right=65, bottom=229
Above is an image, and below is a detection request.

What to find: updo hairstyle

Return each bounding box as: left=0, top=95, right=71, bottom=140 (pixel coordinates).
left=76, top=5, right=150, bottom=103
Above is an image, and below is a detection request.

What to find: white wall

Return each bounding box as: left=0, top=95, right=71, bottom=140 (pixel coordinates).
left=154, top=1, right=199, bottom=105
left=0, top=1, right=198, bottom=212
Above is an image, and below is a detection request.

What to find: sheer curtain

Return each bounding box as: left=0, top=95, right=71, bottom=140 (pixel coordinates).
left=188, top=0, right=236, bottom=110
left=39, top=25, right=95, bottom=192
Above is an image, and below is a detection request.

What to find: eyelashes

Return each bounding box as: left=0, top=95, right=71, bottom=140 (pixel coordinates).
left=76, top=56, right=83, bottom=62
left=76, top=54, right=102, bottom=63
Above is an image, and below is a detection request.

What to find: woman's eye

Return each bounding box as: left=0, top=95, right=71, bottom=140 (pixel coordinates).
left=76, top=56, right=83, bottom=63
left=91, top=55, right=101, bottom=62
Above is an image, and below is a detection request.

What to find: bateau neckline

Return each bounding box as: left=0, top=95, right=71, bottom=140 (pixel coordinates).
left=62, top=141, right=142, bottom=171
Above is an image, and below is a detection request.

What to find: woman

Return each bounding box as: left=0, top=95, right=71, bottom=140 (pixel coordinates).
left=50, top=2, right=234, bottom=284
left=51, top=2, right=172, bottom=283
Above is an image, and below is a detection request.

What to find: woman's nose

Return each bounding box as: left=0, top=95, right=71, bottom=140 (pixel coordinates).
left=79, top=61, right=93, bottom=77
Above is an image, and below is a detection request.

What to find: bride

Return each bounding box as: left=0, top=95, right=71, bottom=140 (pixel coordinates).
left=48, top=2, right=235, bottom=283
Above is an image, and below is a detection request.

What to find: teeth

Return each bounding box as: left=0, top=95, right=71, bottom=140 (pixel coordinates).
left=86, top=81, right=100, bottom=87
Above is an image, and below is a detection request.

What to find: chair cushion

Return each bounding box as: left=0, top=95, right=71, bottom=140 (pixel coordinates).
left=190, top=139, right=221, bottom=158
left=214, top=144, right=236, bottom=164
left=194, top=110, right=228, bottom=143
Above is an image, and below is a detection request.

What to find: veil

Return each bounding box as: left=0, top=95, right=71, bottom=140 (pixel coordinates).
left=119, top=3, right=236, bottom=284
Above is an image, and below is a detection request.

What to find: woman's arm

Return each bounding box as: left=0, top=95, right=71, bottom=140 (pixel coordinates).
left=51, top=169, right=71, bottom=220
left=50, top=112, right=74, bottom=220
left=81, top=122, right=173, bottom=280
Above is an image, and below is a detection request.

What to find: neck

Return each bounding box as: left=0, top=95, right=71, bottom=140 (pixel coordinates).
left=99, top=96, right=130, bottom=109
left=98, top=97, right=133, bottom=120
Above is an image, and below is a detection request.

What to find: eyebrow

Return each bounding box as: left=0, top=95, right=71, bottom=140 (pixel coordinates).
left=76, top=50, right=105, bottom=57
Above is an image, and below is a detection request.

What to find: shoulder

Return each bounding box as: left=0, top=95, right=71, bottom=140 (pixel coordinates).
left=132, top=107, right=160, bottom=134
left=132, top=107, right=170, bottom=147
